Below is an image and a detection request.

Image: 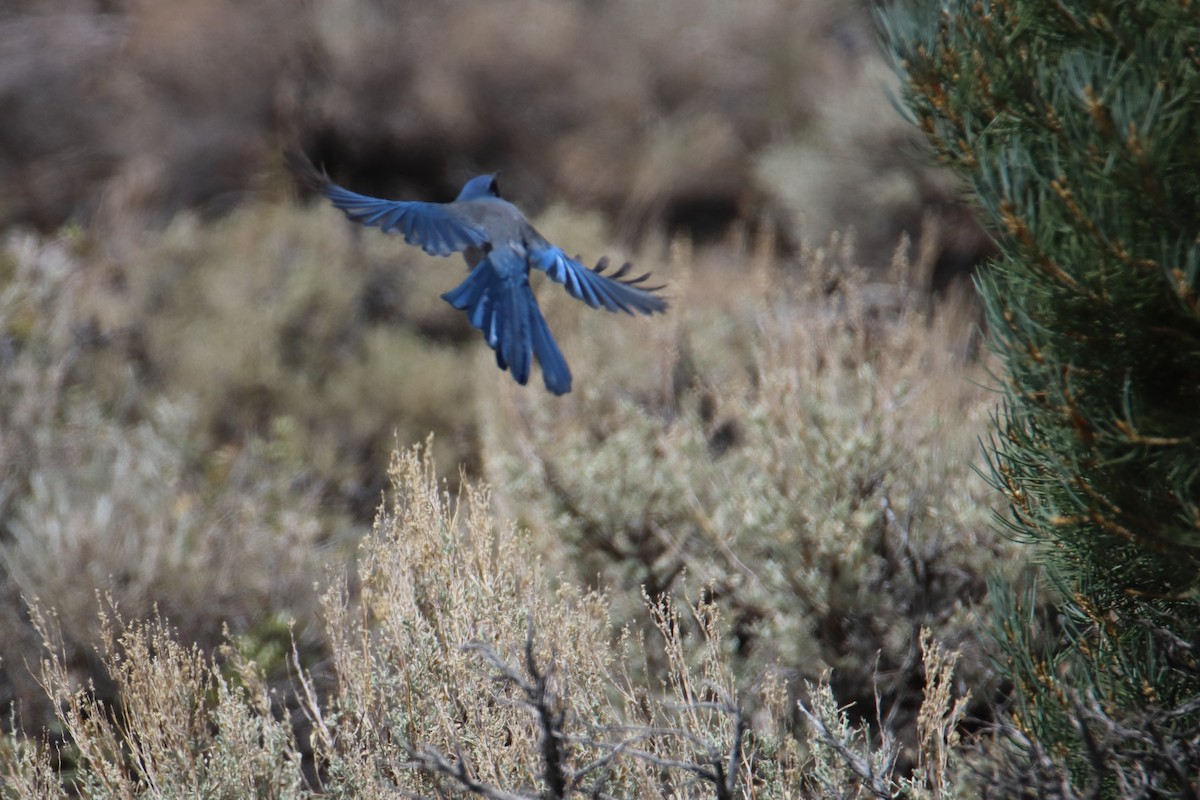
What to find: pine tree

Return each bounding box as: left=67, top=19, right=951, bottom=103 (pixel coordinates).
left=879, top=1, right=1200, bottom=794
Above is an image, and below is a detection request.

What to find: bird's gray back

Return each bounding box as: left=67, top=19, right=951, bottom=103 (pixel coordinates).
left=450, top=197, right=548, bottom=269
left=450, top=198, right=532, bottom=245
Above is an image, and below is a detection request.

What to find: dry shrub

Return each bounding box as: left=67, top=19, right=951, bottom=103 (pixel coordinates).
left=0, top=230, right=335, bottom=729
left=66, top=197, right=480, bottom=520
left=481, top=231, right=1016, bottom=740
left=0, top=201, right=1007, bottom=797
left=2, top=442, right=979, bottom=798
left=12, top=604, right=303, bottom=799
left=4, top=398, right=323, bottom=646
left=798, top=628, right=972, bottom=799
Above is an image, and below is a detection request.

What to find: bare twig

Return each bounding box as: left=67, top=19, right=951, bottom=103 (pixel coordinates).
left=410, top=743, right=536, bottom=800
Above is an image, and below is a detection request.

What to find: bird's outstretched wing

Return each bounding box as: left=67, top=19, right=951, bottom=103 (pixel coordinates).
left=286, top=149, right=490, bottom=257
left=321, top=184, right=491, bottom=256
left=531, top=247, right=667, bottom=316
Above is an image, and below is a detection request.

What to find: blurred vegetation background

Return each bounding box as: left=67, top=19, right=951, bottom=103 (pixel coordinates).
left=0, top=0, right=1026, bottom=795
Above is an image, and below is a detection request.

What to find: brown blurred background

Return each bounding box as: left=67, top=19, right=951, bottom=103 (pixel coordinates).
left=0, top=0, right=987, bottom=280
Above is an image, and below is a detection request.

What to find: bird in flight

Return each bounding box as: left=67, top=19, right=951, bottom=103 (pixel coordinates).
left=289, top=151, right=667, bottom=395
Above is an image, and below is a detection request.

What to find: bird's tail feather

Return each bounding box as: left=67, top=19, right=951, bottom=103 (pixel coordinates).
left=529, top=300, right=571, bottom=395
left=442, top=263, right=572, bottom=395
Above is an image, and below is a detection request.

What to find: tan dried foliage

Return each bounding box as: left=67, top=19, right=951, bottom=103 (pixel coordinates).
left=3, top=443, right=977, bottom=798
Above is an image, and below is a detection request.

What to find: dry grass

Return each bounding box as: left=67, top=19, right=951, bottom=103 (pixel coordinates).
left=3, top=443, right=980, bottom=798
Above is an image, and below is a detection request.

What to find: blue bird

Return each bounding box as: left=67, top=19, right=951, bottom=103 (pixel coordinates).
left=289, top=151, right=667, bottom=396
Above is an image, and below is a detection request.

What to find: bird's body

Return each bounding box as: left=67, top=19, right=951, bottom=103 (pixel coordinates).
left=290, top=152, right=666, bottom=395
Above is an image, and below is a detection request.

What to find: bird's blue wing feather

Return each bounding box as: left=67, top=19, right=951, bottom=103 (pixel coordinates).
left=322, top=183, right=490, bottom=257
left=531, top=246, right=667, bottom=316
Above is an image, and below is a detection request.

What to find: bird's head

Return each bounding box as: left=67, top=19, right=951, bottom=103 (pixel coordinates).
left=456, top=174, right=501, bottom=201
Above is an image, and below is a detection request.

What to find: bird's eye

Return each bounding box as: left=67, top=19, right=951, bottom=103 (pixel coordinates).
left=489, top=178, right=501, bottom=197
